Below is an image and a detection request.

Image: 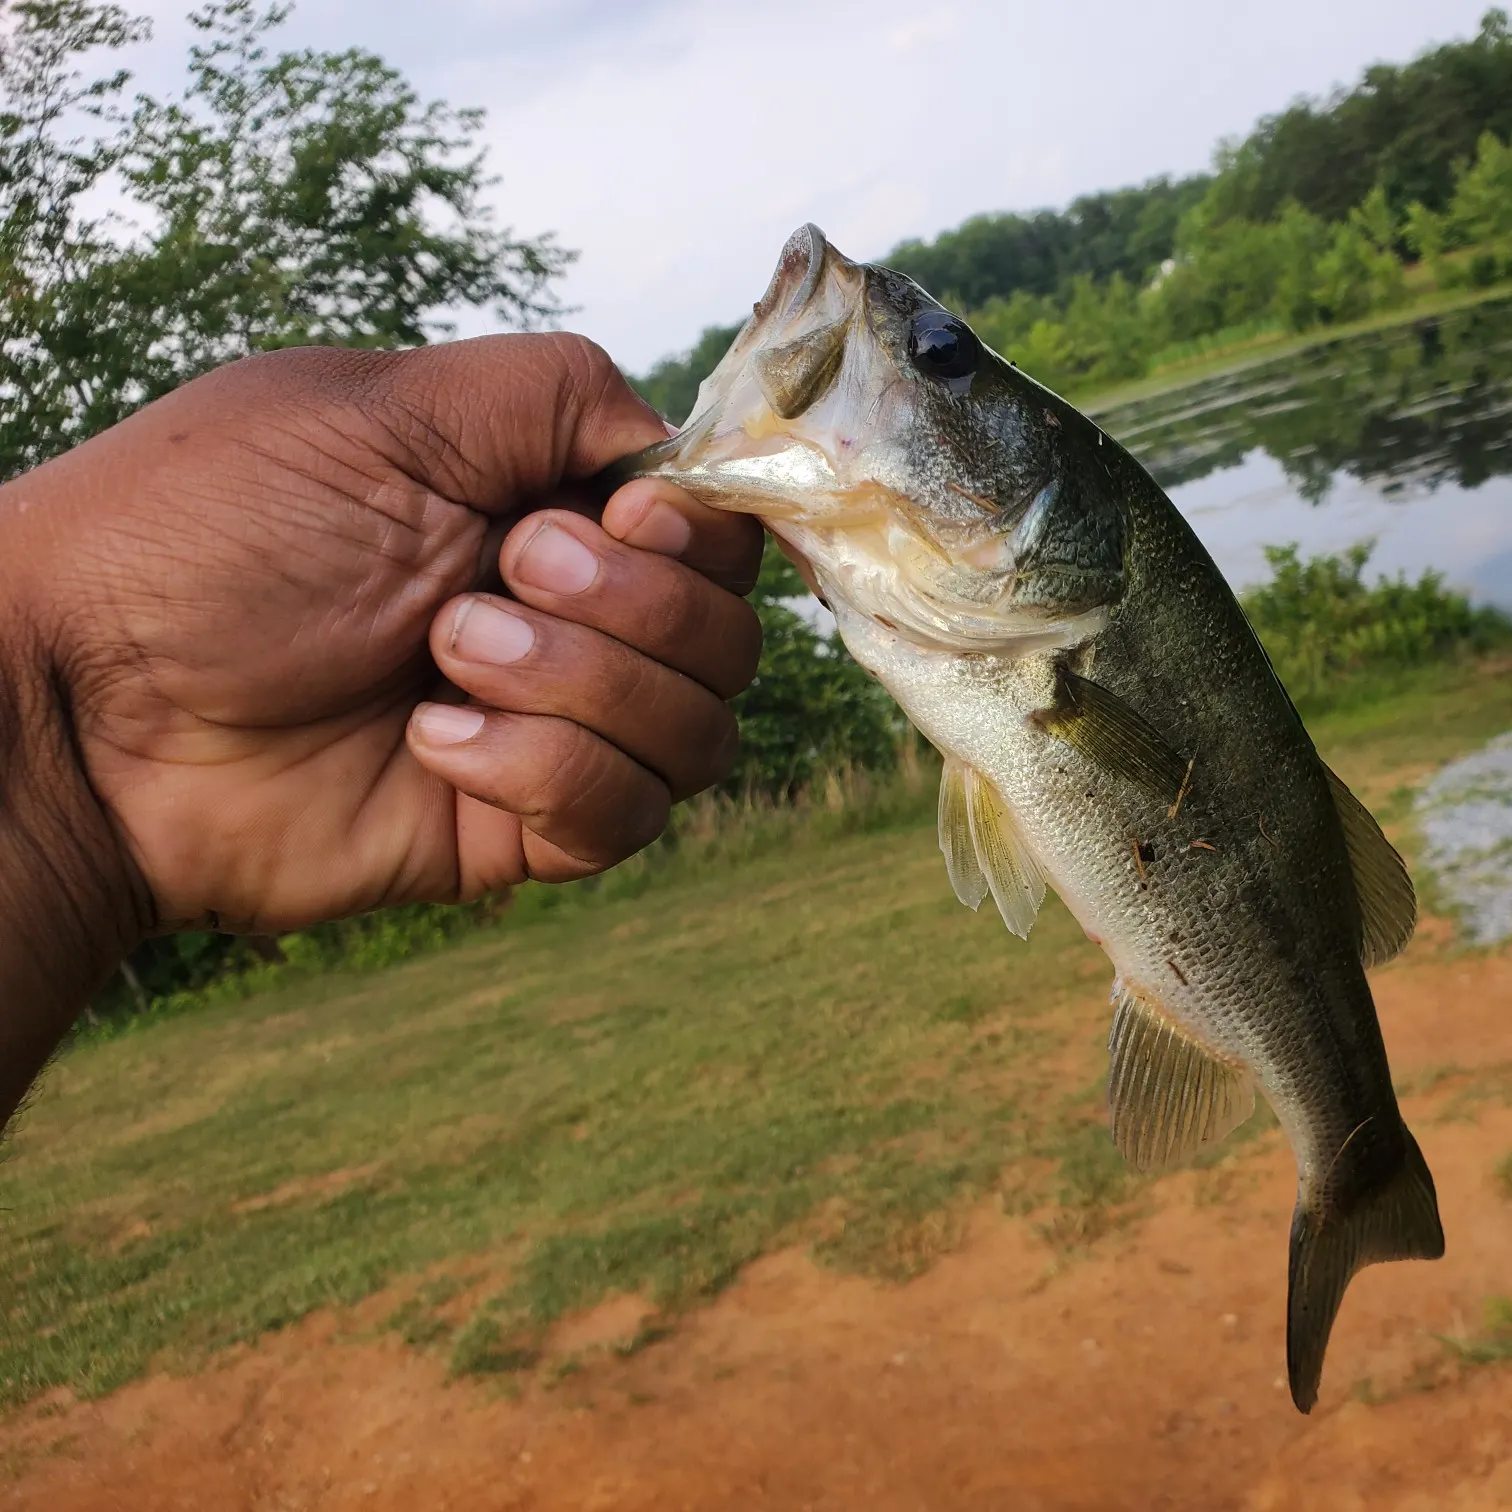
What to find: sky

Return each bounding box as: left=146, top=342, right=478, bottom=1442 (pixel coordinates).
left=123, top=0, right=1497, bottom=372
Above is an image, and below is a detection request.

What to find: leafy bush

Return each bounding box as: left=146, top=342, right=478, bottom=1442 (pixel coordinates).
left=1241, top=543, right=1512, bottom=709
left=730, top=544, right=904, bottom=796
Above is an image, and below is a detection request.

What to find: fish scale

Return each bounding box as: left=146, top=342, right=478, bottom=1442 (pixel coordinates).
left=604, top=222, right=1443, bottom=1412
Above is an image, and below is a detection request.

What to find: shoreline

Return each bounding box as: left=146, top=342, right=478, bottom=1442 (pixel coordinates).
left=1075, top=281, right=1512, bottom=416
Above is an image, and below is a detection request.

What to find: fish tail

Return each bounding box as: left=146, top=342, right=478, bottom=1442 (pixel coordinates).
left=1286, top=1124, right=1444, bottom=1413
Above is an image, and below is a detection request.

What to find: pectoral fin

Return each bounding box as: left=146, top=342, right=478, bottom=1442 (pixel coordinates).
left=1108, top=983, right=1255, bottom=1171
left=943, top=764, right=1045, bottom=938
left=938, top=757, right=988, bottom=910
left=1323, top=765, right=1416, bottom=968
left=1033, top=668, right=1190, bottom=803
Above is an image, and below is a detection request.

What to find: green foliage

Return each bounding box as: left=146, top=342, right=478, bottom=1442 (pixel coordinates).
left=1447, top=129, right=1512, bottom=260
left=1201, top=9, right=1512, bottom=226
left=0, top=0, right=155, bottom=474
left=1496, top=1149, right=1512, bottom=1199
left=967, top=175, right=1504, bottom=398
left=0, top=0, right=571, bottom=477
left=1240, top=544, right=1512, bottom=711
left=1313, top=192, right=1407, bottom=324
left=629, top=320, right=741, bottom=426
left=729, top=543, right=903, bottom=796
left=882, top=176, right=1212, bottom=310
left=1441, top=1295, right=1512, bottom=1365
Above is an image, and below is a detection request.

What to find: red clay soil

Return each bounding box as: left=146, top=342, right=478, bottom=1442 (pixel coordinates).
left=6, top=946, right=1512, bottom=1511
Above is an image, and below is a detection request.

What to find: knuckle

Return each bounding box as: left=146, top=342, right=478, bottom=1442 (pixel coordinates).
left=649, top=561, right=712, bottom=647
left=546, top=331, right=616, bottom=386
left=543, top=718, right=609, bottom=812
left=506, top=716, right=595, bottom=817
left=542, top=333, right=625, bottom=428
left=565, top=740, right=669, bottom=862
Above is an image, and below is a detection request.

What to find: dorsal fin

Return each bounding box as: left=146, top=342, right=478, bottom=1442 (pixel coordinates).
left=937, top=756, right=988, bottom=910
left=1323, top=765, right=1416, bottom=968
left=1108, top=983, right=1255, bottom=1171
left=964, top=765, right=1045, bottom=939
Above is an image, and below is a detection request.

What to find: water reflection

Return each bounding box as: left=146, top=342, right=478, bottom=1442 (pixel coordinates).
left=1098, top=297, right=1512, bottom=608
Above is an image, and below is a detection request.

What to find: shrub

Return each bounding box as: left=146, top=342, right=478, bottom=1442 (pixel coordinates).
left=1241, top=543, right=1511, bottom=709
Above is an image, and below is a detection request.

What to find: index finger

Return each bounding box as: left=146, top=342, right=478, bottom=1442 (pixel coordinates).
left=364, top=332, right=670, bottom=512
left=600, top=477, right=764, bottom=596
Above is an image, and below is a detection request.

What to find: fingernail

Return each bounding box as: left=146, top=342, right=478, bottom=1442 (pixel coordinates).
left=452, top=599, right=535, bottom=664
left=413, top=703, right=485, bottom=745
left=515, top=522, right=598, bottom=595
left=628, top=500, right=692, bottom=557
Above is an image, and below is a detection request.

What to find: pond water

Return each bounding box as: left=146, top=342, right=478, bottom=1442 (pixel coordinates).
left=1097, top=297, right=1512, bottom=609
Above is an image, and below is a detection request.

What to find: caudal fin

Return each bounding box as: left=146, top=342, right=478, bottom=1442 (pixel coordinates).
left=1287, top=1126, right=1444, bottom=1413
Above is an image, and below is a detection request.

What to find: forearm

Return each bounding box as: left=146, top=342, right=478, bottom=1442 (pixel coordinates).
left=0, top=538, right=143, bottom=1128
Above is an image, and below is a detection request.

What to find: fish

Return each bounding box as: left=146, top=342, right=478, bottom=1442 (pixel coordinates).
left=602, top=224, right=1444, bottom=1412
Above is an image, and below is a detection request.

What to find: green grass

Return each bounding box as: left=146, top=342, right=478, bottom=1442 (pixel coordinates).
left=1440, top=1296, right=1512, bottom=1367
left=0, top=816, right=1105, bottom=1408
left=1, top=658, right=1508, bottom=1411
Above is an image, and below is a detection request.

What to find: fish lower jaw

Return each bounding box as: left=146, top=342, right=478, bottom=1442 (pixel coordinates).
left=805, top=553, right=1112, bottom=657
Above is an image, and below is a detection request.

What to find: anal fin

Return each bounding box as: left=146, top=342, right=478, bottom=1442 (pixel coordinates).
left=1108, top=983, right=1255, bottom=1171
left=1323, top=764, right=1416, bottom=968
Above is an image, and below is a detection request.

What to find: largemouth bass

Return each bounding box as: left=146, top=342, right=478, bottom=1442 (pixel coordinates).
left=606, top=225, right=1443, bottom=1411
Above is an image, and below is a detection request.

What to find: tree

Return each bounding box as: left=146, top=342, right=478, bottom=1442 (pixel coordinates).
left=727, top=545, right=902, bottom=796
left=1445, top=129, right=1512, bottom=247
left=881, top=176, right=1210, bottom=312
left=1201, top=10, right=1512, bottom=228
left=630, top=319, right=742, bottom=426
left=0, top=0, right=572, bottom=477
left=0, top=0, right=154, bottom=473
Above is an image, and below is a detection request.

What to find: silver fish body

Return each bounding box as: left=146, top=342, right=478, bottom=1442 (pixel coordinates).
left=605, top=225, right=1443, bottom=1410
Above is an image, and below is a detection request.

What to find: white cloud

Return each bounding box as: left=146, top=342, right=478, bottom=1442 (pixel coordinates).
left=885, top=7, right=960, bottom=52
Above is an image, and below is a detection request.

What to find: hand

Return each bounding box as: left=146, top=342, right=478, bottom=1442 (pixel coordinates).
left=0, top=335, right=762, bottom=1108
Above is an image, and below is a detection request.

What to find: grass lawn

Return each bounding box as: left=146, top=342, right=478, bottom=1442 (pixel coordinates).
left=3, top=658, right=1511, bottom=1410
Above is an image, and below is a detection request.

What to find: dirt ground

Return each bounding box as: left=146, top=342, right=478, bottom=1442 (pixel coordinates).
left=6, top=945, right=1512, bottom=1511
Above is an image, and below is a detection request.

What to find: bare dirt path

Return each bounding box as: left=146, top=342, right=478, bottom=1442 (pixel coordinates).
left=5, top=945, right=1512, bottom=1511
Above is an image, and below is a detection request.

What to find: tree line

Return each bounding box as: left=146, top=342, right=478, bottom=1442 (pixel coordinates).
left=970, top=130, right=1512, bottom=397
left=634, top=9, right=1512, bottom=422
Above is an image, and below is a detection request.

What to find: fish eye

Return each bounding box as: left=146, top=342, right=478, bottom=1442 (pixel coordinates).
left=907, top=311, right=980, bottom=385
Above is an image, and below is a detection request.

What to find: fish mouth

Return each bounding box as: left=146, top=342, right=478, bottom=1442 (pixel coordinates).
left=600, top=224, right=873, bottom=513
left=599, top=228, right=1101, bottom=655
left=754, top=223, right=834, bottom=330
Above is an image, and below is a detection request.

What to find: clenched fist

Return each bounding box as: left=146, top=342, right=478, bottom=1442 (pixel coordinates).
left=0, top=335, right=763, bottom=1121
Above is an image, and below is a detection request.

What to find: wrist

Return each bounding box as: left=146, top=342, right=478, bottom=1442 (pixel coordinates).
left=0, top=501, right=147, bottom=1126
